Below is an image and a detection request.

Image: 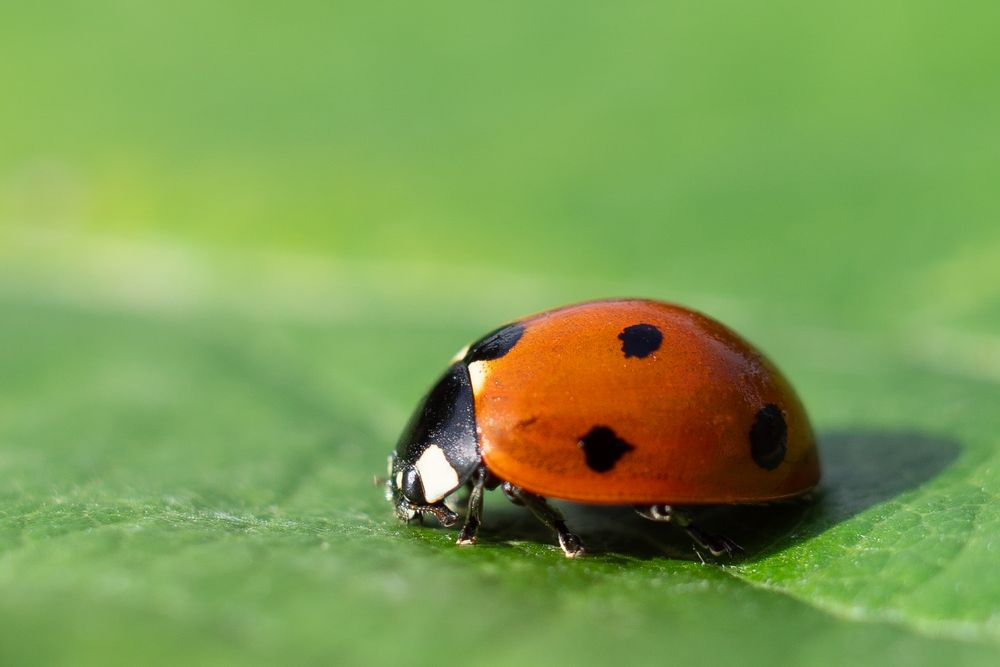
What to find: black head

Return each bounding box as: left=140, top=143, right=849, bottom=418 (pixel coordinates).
left=388, top=363, right=481, bottom=525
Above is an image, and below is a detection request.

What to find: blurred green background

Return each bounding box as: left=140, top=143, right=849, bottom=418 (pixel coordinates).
left=2, top=2, right=999, bottom=665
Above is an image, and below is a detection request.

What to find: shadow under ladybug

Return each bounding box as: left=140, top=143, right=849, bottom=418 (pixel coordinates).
left=383, top=429, right=960, bottom=561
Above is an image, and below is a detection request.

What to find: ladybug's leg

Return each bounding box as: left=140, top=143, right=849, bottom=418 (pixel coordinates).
left=456, top=466, right=487, bottom=546
left=634, top=504, right=674, bottom=521
left=634, top=505, right=743, bottom=558
left=682, top=523, right=743, bottom=558
left=502, top=483, right=585, bottom=558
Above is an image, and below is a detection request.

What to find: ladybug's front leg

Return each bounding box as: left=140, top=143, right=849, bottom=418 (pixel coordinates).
left=456, top=466, right=487, bottom=546
left=503, top=483, right=585, bottom=558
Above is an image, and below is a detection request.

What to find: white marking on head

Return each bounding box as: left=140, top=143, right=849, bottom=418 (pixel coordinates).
left=467, top=360, right=488, bottom=396
left=414, top=444, right=460, bottom=503
left=395, top=471, right=403, bottom=490
left=450, top=344, right=470, bottom=363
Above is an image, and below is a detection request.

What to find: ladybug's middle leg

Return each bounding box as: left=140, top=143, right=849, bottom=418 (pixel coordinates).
left=503, top=483, right=584, bottom=558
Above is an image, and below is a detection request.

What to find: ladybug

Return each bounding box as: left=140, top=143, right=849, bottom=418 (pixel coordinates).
left=385, top=299, right=820, bottom=558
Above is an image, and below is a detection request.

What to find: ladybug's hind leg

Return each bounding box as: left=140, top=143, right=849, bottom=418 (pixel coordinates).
left=503, top=483, right=584, bottom=558
left=635, top=505, right=744, bottom=558
left=683, top=523, right=743, bottom=558
left=456, top=466, right=487, bottom=546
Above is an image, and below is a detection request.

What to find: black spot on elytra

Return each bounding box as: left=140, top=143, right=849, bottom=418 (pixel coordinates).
left=618, top=323, right=662, bottom=358
left=578, top=426, right=635, bottom=473
left=465, top=322, right=525, bottom=363
left=750, top=404, right=787, bottom=470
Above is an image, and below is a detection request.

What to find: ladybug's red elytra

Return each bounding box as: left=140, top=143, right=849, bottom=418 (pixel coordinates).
left=386, top=299, right=820, bottom=558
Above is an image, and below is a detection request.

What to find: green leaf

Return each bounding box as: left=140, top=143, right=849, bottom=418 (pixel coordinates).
left=2, top=2, right=999, bottom=665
